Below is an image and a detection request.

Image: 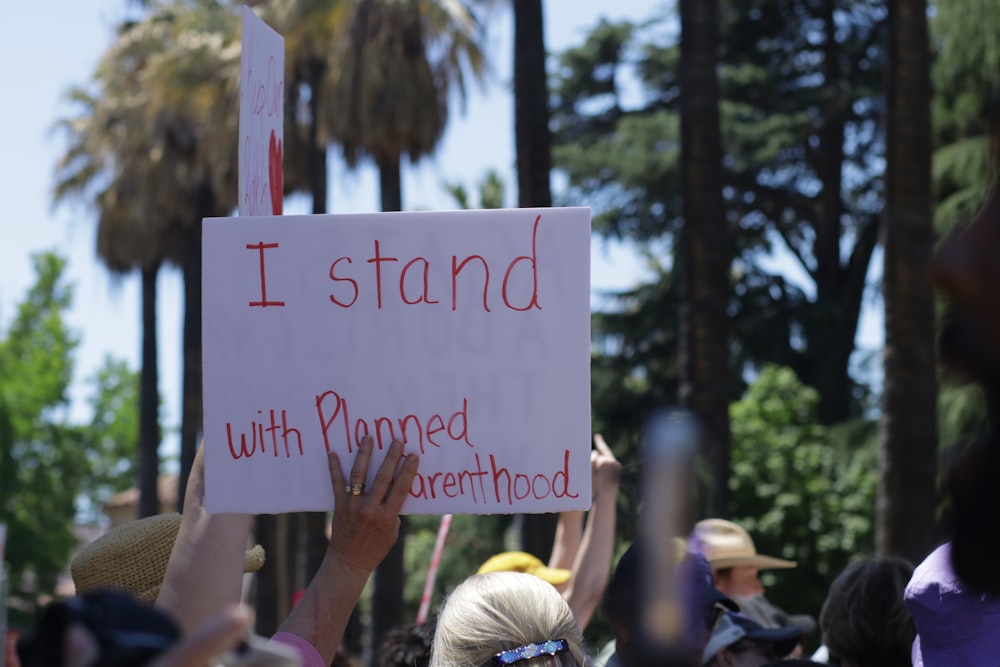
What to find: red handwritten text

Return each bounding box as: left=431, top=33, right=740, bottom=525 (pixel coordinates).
left=226, top=409, right=303, bottom=459
left=408, top=449, right=578, bottom=505
left=247, top=242, right=285, bottom=307
left=315, top=390, right=475, bottom=455
left=326, top=214, right=544, bottom=312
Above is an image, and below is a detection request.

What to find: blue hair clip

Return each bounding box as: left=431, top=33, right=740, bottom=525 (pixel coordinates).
left=494, top=639, right=569, bottom=666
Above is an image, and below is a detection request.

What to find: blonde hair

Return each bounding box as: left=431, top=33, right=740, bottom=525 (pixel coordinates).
left=430, top=572, right=587, bottom=667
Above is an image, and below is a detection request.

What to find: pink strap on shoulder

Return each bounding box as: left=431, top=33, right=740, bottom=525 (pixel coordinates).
left=271, top=631, right=326, bottom=667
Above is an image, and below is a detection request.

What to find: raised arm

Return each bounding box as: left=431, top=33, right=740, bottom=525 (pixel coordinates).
left=275, top=436, right=419, bottom=666
left=156, top=444, right=254, bottom=634
left=561, top=434, right=621, bottom=629
left=549, top=510, right=585, bottom=573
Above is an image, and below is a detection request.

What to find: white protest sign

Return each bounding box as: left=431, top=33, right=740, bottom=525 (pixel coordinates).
left=238, top=6, right=284, bottom=216
left=203, top=208, right=592, bottom=515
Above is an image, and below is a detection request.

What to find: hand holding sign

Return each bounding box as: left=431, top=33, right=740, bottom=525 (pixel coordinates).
left=327, top=436, right=420, bottom=575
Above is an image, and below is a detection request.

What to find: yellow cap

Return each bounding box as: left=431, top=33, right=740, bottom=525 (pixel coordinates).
left=477, top=551, right=572, bottom=586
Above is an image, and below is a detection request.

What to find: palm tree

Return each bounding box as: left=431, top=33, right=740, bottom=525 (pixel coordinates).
left=879, top=0, right=938, bottom=562
left=677, top=0, right=733, bottom=516
left=54, top=24, right=174, bottom=519
left=324, top=0, right=486, bottom=211
left=131, top=0, right=241, bottom=502
left=57, top=1, right=242, bottom=517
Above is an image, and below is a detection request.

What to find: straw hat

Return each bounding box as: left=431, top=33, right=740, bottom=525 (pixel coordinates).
left=477, top=551, right=572, bottom=586
left=694, top=519, right=796, bottom=571
left=71, top=513, right=265, bottom=604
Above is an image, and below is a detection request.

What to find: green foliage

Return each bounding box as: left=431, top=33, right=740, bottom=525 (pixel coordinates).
left=443, top=169, right=507, bottom=209
left=728, top=366, right=878, bottom=619
left=402, top=514, right=510, bottom=620
left=931, top=0, right=1000, bottom=234
left=0, top=253, right=138, bottom=619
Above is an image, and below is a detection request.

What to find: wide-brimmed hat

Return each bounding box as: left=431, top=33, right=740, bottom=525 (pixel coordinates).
left=71, top=513, right=265, bottom=604
left=693, top=519, right=796, bottom=571
left=477, top=551, right=572, bottom=586
left=702, top=612, right=802, bottom=664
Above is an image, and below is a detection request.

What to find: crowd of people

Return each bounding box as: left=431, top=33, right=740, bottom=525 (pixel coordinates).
left=13, top=421, right=1000, bottom=667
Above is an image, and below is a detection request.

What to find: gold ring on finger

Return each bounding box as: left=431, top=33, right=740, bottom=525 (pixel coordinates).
left=350, top=483, right=365, bottom=496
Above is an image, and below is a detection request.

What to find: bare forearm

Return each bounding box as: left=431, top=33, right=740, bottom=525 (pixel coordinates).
left=549, top=510, right=584, bottom=570
left=156, top=445, right=253, bottom=633
left=563, top=490, right=618, bottom=628
left=277, top=554, right=370, bottom=663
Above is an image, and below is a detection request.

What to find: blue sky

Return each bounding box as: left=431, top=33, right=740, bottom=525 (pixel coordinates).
left=0, top=1, right=883, bottom=462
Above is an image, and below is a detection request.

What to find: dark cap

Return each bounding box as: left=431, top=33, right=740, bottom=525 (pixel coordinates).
left=702, top=612, right=802, bottom=664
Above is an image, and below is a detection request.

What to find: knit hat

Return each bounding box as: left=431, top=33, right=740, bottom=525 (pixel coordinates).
left=71, top=513, right=265, bottom=604
left=477, top=552, right=572, bottom=586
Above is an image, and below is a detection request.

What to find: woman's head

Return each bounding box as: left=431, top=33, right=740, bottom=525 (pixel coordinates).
left=820, top=556, right=915, bottom=667
left=430, top=572, right=586, bottom=667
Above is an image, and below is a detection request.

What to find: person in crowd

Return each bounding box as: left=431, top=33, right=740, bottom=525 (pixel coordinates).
left=598, top=541, right=739, bottom=667
left=476, top=433, right=621, bottom=629
left=817, top=556, right=914, bottom=667
left=377, top=617, right=437, bottom=667
left=930, top=91, right=1000, bottom=594
left=429, top=571, right=587, bottom=667
left=17, top=587, right=258, bottom=667
left=57, top=435, right=418, bottom=667
left=693, top=519, right=814, bottom=636
left=904, top=542, right=1000, bottom=666
left=701, top=612, right=801, bottom=667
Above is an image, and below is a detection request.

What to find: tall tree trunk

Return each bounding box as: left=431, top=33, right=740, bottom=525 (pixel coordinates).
left=138, top=261, right=161, bottom=518
left=301, top=57, right=331, bottom=594
left=678, top=0, right=733, bottom=517
left=878, top=0, right=939, bottom=563
left=513, top=0, right=559, bottom=558
left=178, top=211, right=206, bottom=507
left=369, top=155, right=404, bottom=666
left=378, top=155, right=403, bottom=213
left=514, top=0, right=553, bottom=209
left=253, top=514, right=291, bottom=637
left=370, top=518, right=405, bottom=666
left=307, top=58, right=328, bottom=216
left=798, top=0, right=876, bottom=426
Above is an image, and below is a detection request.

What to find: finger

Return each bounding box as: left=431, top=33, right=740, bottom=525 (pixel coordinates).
left=384, top=451, right=420, bottom=513
left=593, top=433, right=613, bottom=457
left=329, top=451, right=347, bottom=504
left=148, top=605, right=250, bottom=667
left=370, top=439, right=404, bottom=502
left=350, top=435, right=374, bottom=489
